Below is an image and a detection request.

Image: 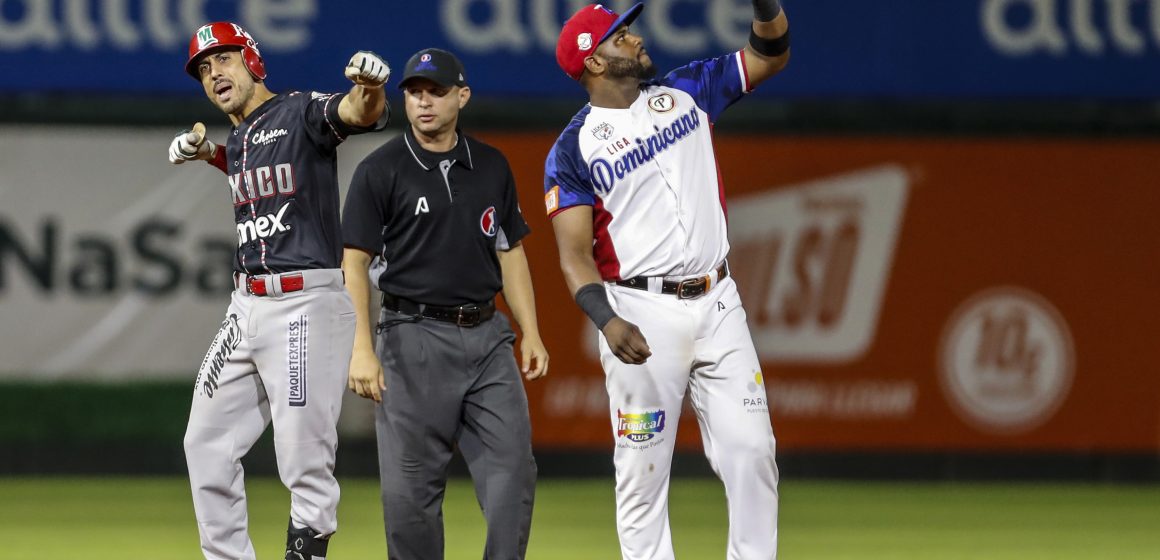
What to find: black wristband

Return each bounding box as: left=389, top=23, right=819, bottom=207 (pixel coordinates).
left=749, top=28, right=790, bottom=57
left=753, top=0, right=782, bottom=22
left=574, top=283, right=618, bottom=330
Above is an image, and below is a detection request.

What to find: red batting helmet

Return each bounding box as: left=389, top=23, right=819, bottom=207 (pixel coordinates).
left=185, top=22, right=266, bottom=81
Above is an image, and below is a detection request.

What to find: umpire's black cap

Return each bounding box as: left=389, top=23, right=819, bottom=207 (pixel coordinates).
left=398, top=48, right=467, bottom=89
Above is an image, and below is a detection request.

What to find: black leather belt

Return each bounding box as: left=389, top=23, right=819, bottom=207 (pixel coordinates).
left=382, top=293, right=496, bottom=327
left=616, top=261, right=729, bottom=299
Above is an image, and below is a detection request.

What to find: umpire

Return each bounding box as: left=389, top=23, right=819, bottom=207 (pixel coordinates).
left=341, top=48, right=548, bottom=560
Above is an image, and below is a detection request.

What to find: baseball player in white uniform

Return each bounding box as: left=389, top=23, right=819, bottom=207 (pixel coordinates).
left=545, top=2, right=790, bottom=559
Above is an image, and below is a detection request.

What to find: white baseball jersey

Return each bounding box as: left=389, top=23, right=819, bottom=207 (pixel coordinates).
left=545, top=51, right=780, bottom=560
left=545, top=51, right=751, bottom=280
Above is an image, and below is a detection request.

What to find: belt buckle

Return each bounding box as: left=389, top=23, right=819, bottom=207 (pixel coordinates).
left=456, top=305, right=479, bottom=327
left=676, top=276, right=708, bottom=299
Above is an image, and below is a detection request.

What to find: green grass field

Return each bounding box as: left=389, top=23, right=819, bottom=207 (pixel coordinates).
left=1, top=477, right=1157, bottom=559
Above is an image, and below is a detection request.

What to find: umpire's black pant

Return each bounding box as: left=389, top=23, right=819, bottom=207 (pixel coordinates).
left=374, top=307, right=537, bottom=560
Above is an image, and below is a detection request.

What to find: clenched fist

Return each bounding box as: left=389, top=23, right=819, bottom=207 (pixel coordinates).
left=345, top=51, right=390, bottom=87
left=168, top=123, right=217, bottom=164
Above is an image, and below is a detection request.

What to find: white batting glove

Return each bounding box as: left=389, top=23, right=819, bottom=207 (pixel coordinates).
left=345, top=50, right=390, bottom=87
left=167, top=126, right=216, bottom=165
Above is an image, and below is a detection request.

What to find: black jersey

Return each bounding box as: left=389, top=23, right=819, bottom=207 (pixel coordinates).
left=225, top=91, right=384, bottom=275
left=342, top=129, right=531, bottom=307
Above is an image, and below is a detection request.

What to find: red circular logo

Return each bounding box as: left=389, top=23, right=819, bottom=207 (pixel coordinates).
left=480, top=206, right=497, bottom=237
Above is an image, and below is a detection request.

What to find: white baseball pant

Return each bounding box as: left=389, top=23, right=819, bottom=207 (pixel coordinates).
left=601, top=275, right=779, bottom=560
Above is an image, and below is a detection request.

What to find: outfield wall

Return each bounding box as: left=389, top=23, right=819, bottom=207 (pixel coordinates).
left=1, top=127, right=1158, bottom=464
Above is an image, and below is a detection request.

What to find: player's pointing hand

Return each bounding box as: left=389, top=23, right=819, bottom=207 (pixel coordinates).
left=167, top=122, right=217, bottom=164
left=602, top=317, right=651, bottom=365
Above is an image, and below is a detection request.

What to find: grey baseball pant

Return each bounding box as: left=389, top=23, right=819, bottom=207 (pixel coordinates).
left=184, top=269, right=355, bottom=560
left=373, top=307, right=536, bottom=560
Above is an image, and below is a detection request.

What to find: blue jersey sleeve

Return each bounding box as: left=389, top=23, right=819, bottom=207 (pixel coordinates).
left=544, top=118, right=595, bottom=218
left=661, top=51, right=749, bottom=123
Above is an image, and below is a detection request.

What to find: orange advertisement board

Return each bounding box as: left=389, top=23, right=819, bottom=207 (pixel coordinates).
left=475, top=133, right=1160, bottom=453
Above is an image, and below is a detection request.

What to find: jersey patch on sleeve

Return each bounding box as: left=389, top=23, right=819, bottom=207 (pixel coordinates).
left=545, top=185, right=561, bottom=215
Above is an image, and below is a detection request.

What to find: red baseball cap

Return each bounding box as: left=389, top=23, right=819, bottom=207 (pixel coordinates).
left=556, top=3, right=644, bottom=81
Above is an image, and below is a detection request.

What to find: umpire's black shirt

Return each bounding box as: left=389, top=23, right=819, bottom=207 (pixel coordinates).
left=342, top=127, right=530, bottom=307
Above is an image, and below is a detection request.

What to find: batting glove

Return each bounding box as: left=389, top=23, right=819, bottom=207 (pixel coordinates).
left=167, top=128, right=216, bottom=165
left=345, top=50, right=390, bottom=87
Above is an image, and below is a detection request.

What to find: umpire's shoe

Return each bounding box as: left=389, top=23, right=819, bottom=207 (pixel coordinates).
left=285, top=520, right=329, bottom=560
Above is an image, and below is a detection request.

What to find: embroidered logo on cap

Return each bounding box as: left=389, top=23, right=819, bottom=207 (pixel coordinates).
left=415, top=53, right=436, bottom=72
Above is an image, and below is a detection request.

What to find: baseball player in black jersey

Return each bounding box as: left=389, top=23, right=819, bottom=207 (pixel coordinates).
left=166, top=21, right=389, bottom=560
left=341, top=48, right=547, bottom=560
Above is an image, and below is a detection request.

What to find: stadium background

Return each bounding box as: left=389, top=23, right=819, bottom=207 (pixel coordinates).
left=1, top=1, right=1158, bottom=558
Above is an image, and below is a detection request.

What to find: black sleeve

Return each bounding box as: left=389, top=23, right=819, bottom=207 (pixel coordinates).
left=341, top=157, right=389, bottom=255
left=303, top=91, right=389, bottom=152
left=497, top=157, right=531, bottom=251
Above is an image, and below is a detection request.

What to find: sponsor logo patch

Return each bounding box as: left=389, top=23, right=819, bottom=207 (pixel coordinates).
left=545, top=186, right=560, bottom=214
left=288, top=315, right=308, bottom=407
left=195, top=314, right=242, bottom=398
left=252, top=128, right=288, bottom=146
left=647, top=93, right=676, bottom=113
left=744, top=370, right=769, bottom=413
left=616, top=409, right=666, bottom=448
left=237, top=201, right=292, bottom=246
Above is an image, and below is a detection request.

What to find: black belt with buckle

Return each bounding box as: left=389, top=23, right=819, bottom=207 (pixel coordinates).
left=615, top=262, right=729, bottom=299
left=382, top=293, right=496, bottom=327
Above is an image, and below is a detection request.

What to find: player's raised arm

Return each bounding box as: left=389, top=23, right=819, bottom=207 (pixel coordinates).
left=742, top=0, right=791, bottom=89
left=550, top=206, right=651, bottom=365
left=338, top=51, right=390, bottom=127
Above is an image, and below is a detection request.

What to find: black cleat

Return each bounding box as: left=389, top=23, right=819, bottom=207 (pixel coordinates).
left=285, top=520, right=329, bottom=560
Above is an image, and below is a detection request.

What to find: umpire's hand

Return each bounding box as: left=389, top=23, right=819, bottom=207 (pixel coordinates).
left=602, top=317, right=651, bottom=365
left=520, top=333, right=550, bottom=381
left=348, top=350, right=385, bottom=402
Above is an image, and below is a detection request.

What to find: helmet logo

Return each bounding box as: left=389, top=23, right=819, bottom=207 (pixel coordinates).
left=229, top=23, right=260, bottom=54
left=196, top=25, right=218, bottom=50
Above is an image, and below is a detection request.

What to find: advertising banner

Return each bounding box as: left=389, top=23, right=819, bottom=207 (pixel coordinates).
left=0, top=0, right=1155, bottom=98
left=0, top=126, right=379, bottom=379
left=482, top=133, right=1160, bottom=452
left=2, top=126, right=1157, bottom=451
